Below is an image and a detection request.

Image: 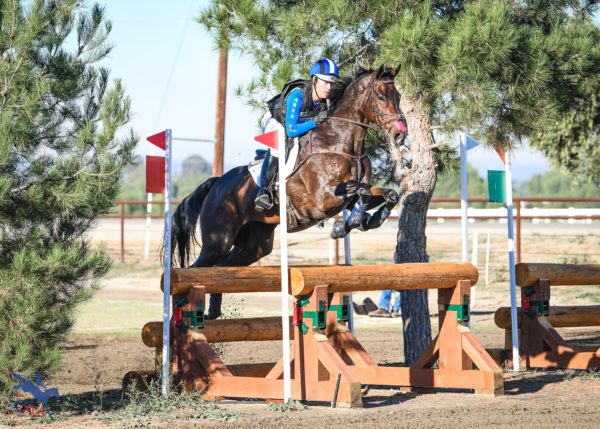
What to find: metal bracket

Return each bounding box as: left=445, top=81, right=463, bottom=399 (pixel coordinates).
left=445, top=294, right=470, bottom=322
left=302, top=300, right=327, bottom=334
left=329, top=295, right=350, bottom=322
left=173, top=296, right=204, bottom=333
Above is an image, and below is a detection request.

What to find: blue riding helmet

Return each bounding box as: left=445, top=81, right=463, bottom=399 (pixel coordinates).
left=309, top=59, right=339, bottom=83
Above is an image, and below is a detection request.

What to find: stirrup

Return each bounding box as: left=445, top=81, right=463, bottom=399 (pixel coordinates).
left=255, top=191, right=274, bottom=212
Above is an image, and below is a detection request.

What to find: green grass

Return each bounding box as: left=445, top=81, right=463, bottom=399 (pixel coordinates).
left=105, top=261, right=162, bottom=280
left=72, top=299, right=163, bottom=337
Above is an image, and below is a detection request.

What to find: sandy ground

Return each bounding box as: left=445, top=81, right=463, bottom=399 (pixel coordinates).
left=6, top=219, right=600, bottom=427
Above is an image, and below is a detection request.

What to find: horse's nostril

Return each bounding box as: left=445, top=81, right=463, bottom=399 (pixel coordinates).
left=394, top=131, right=406, bottom=146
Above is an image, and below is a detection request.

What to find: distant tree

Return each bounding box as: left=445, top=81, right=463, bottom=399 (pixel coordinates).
left=200, top=0, right=600, bottom=363
left=0, top=0, right=136, bottom=400
left=118, top=155, right=213, bottom=215
left=432, top=163, right=489, bottom=205
left=519, top=169, right=600, bottom=207
left=181, top=154, right=212, bottom=178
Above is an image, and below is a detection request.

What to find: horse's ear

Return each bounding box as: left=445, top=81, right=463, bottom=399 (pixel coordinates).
left=375, top=65, right=385, bottom=78
left=390, top=64, right=401, bottom=77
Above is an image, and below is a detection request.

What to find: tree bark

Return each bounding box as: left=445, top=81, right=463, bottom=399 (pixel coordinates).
left=392, top=92, right=439, bottom=365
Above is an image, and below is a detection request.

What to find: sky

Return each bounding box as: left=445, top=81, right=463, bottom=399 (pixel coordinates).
left=98, top=0, right=554, bottom=183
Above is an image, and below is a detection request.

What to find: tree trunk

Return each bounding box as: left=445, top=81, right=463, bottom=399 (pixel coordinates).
left=392, top=92, right=439, bottom=365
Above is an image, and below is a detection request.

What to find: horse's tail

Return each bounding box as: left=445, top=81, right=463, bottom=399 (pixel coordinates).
left=170, top=177, right=219, bottom=268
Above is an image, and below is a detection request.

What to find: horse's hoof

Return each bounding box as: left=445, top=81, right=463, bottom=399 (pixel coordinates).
left=331, top=220, right=347, bottom=239
left=385, top=190, right=399, bottom=207
left=205, top=312, right=221, bottom=320
left=254, top=194, right=274, bottom=212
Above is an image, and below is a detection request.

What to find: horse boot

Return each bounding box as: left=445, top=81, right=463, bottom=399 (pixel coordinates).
left=254, top=150, right=279, bottom=212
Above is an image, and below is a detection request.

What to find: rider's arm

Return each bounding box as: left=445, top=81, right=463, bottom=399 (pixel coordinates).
left=285, top=89, right=316, bottom=137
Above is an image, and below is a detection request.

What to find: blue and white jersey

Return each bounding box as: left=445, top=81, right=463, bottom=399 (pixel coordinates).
left=285, top=88, right=318, bottom=137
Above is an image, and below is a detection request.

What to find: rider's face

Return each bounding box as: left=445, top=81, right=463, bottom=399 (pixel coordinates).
left=313, top=78, right=333, bottom=100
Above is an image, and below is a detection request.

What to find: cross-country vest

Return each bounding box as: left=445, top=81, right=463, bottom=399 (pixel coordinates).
left=266, top=79, right=326, bottom=127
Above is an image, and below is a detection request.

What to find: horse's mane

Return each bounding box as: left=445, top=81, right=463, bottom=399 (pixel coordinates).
left=327, top=66, right=396, bottom=112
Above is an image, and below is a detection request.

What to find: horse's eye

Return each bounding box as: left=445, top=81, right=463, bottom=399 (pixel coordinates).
left=377, top=94, right=386, bottom=101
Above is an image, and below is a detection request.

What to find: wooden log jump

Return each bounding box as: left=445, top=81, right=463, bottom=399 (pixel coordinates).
left=127, top=262, right=502, bottom=407
left=495, top=306, right=600, bottom=329
left=163, top=262, right=478, bottom=295
left=142, top=317, right=293, bottom=346
left=516, top=263, right=600, bottom=287
left=496, top=262, right=600, bottom=370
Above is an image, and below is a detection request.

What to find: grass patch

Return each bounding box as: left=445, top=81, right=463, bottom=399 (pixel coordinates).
left=72, top=299, right=162, bottom=337
left=32, top=376, right=242, bottom=427
left=105, top=261, right=162, bottom=279
left=267, top=399, right=306, bottom=412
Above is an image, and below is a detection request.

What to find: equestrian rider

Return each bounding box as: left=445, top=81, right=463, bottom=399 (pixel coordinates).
left=255, top=58, right=340, bottom=212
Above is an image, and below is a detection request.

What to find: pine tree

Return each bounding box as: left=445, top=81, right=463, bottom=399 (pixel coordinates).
left=0, top=0, right=136, bottom=400
left=199, top=0, right=600, bottom=363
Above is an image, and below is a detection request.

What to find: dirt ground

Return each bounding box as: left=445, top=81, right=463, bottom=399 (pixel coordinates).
left=5, top=219, right=600, bottom=427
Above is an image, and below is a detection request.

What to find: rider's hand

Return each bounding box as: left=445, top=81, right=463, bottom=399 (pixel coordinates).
left=314, top=110, right=328, bottom=126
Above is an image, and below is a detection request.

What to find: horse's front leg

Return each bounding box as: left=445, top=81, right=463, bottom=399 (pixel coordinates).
left=358, top=187, right=399, bottom=231
left=331, top=183, right=372, bottom=239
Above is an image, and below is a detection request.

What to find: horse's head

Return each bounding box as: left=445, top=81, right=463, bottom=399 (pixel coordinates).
left=362, top=65, right=407, bottom=148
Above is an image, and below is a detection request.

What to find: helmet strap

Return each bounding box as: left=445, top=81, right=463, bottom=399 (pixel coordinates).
left=312, top=79, right=324, bottom=103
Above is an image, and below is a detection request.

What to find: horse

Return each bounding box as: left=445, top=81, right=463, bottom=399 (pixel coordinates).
left=171, top=65, right=407, bottom=319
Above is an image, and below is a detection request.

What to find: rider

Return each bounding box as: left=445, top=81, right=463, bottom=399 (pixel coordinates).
left=254, top=58, right=340, bottom=211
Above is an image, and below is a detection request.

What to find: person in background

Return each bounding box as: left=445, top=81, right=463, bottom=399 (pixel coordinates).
left=369, top=252, right=401, bottom=317
left=368, top=289, right=401, bottom=318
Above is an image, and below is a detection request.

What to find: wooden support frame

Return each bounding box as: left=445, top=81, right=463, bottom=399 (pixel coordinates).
left=510, top=278, right=600, bottom=370
left=162, top=280, right=502, bottom=405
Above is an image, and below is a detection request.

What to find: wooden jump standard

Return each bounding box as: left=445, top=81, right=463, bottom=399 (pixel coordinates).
left=493, top=263, right=600, bottom=370
left=125, top=263, right=503, bottom=406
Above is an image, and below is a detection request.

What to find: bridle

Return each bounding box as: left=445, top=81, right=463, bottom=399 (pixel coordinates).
left=327, top=73, right=405, bottom=135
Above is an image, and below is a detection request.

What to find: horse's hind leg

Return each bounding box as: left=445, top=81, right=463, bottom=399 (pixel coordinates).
left=206, top=222, right=277, bottom=319
left=189, top=225, right=239, bottom=319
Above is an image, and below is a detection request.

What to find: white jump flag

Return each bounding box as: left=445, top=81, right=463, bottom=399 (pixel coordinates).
left=146, top=129, right=173, bottom=397
left=254, top=129, right=292, bottom=401
left=459, top=133, right=480, bottom=263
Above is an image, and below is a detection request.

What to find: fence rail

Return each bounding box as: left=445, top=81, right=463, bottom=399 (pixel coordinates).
left=101, top=197, right=600, bottom=263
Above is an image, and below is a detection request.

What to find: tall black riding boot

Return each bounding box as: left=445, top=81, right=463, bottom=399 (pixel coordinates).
left=254, top=150, right=279, bottom=212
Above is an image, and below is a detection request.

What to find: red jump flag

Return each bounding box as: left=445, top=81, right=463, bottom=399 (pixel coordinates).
left=495, top=147, right=506, bottom=164
left=146, top=155, right=165, bottom=193
left=254, top=129, right=279, bottom=150
left=147, top=131, right=167, bottom=150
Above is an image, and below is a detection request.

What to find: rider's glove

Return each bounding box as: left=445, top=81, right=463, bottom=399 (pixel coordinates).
left=313, top=110, right=328, bottom=126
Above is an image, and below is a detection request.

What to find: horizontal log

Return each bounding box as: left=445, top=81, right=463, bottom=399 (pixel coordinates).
left=142, top=317, right=293, bottom=347
left=495, top=306, right=600, bottom=329
left=290, top=263, right=478, bottom=296
left=515, top=263, right=600, bottom=287
left=163, top=263, right=478, bottom=296
left=163, top=266, right=286, bottom=295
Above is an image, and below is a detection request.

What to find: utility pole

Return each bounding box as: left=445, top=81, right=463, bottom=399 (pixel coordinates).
left=213, top=16, right=228, bottom=177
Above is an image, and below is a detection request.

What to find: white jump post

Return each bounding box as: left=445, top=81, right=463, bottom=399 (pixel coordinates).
left=504, top=152, right=520, bottom=371
left=276, top=131, right=292, bottom=401
left=342, top=209, right=354, bottom=333
left=460, top=133, right=480, bottom=325
left=254, top=128, right=292, bottom=401
left=145, top=129, right=173, bottom=398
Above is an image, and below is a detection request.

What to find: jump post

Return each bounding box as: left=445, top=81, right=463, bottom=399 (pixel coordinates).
left=124, top=262, right=504, bottom=406
left=492, top=262, right=600, bottom=370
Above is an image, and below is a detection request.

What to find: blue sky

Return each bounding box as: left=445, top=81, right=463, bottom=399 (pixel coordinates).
left=98, top=0, right=555, bottom=182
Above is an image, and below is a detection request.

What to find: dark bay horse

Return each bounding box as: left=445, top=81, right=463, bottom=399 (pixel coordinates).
left=171, top=65, right=407, bottom=319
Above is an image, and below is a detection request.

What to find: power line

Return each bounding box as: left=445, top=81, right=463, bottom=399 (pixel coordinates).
left=173, top=137, right=214, bottom=143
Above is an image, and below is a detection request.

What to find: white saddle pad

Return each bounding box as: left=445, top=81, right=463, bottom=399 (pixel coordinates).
left=249, top=141, right=300, bottom=186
